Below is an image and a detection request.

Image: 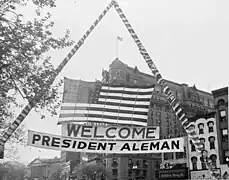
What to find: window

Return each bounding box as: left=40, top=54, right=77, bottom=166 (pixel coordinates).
left=155, top=160, right=160, bottom=170
left=128, top=159, right=133, bottom=168
left=200, top=157, right=207, bottom=170
left=184, top=146, right=187, bottom=158
left=208, top=100, right=214, bottom=108
left=221, top=129, right=228, bottom=141
left=112, top=169, right=118, bottom=176
left=200, top=97, right=204, bottom=103
left=198, top=123, right=204, bottom=134
left=143, top=170, right=147, bottom=177
left=135, top=169, right=140, bottom=176
left=130, top=76, right=139, bottom=85
left=113, top=157, right=118, bottom=162
left=219, top=110, right=226, bottom=122
left=165, top=113, right=169, bottom=119
left=208, top=121, right=214, bottom=133
left=204, top=99, right=208, bottom=106
left=210, top=154, right=217, bottom=168
left=218, top=99, right=225, bottom=106
left=112, top=158, right=118, bottom=168
left=176, top=151, right=185, bottom=159
left=190, top=140, right=196, bottom=152
left=128, top=169, right=132, bottom=177
left=164, top=152, right=173, bottom=160
left=200, top=138, right=205, bottom=149
left=175, top=146, right=186, bottom=159
left=220, top=110, right=226, bottom=117
left=209, top=136, right=215, bottom=149
left=191, top=157, right=198, bottom=170
left=156, top=112, right=161, bottom=118
left=136, top=160, right=140, bottom=167
left=143, top=160, right=148, bottom=168
left=208, top=99, right=212, bottom=107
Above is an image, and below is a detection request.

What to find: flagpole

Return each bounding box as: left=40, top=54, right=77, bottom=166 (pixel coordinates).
left=116, top=37, right=119, bottom=58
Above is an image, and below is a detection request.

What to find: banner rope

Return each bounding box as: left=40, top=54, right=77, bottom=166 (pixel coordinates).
left=112, top=0, right=220, bottom=179
left=0, top=1, right=114, bottom=152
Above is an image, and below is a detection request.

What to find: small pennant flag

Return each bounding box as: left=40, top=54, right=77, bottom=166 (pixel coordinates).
left=117, top=36, right=123, bottom=41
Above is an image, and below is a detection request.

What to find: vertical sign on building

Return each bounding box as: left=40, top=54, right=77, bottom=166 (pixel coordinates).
left=0, top=144, right=4, bottom=159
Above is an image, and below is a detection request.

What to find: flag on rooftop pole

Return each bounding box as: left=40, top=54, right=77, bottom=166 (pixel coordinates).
left=58, top=77, right=154, bottom=126
left=116, top=36, right=123, bottom=58
left=117, top=36, right=123, bottom=41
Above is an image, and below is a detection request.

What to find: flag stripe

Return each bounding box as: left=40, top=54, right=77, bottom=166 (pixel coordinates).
left=100, top=88, right=154, bottom=95
left=58, top=117, right=147, bottom=126
left=60, top=110, right=148, bottom=119
left=97, top=101, right=149, bottom=109
left=102, top=84, right=154, bottom=89
left=98, top=98, right=150, bottom=106
left=61, top=103, right=149, bottom=113
left=59, top=113, right=147, bottom=122
left=99, top=95, right=151, bottom=102
left=61, top=107, right=148, bottom=115
left=100, top=92, right=152, bottom=98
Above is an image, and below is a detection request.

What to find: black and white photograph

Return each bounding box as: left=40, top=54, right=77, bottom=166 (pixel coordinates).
left=0, top=0, right=228, bottom=179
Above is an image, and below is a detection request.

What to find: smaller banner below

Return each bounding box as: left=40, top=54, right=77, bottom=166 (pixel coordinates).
left=62, top=124, right=160, bottom=140
left=28, top=130, right=184, bottom=154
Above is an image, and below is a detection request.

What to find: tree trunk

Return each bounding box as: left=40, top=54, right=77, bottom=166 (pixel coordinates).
left=0, top=0, right=114, bottom=152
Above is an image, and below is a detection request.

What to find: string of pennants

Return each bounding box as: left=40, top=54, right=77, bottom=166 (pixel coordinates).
left=0, top=0, right=219, bottom=179
left=112, top=1, right=219, bottom=179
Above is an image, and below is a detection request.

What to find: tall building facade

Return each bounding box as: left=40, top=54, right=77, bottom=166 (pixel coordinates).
left=187, top=113, right=220, bottom=179
left=212, top=87, right=229, bottom=176
left=101, top=58, right=215, bottom=180
left=60, top=58, right=215, bottom=180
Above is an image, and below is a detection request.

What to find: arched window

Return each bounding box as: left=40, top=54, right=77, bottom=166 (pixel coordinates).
left=200, top=138, right=205, bottom=149
left=198, top=123, right=204, bottom=134
left=191, top=157, right=198, bottom=170
left=210, top=154, right=217, bottom=168
left=207, top=121, right=214, bottom=133
left=209, top=136, right=216, bottom=149
left=218, top=99, right=225, bottom=106
left=190, top=140, right=196, bottom=152
left=188, top=124, right=195, bottom=132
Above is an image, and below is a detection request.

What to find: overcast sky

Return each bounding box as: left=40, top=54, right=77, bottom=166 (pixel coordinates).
left=10, top=0, right=229, bottom=164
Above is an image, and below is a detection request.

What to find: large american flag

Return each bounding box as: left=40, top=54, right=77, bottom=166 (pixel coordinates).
left=58, top=77, right=154, bottom=126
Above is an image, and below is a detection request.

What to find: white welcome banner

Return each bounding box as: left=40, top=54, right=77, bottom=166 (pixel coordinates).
left=62, top=124, right=160, bottom=140
left=28, top=130, right=184, bottom=154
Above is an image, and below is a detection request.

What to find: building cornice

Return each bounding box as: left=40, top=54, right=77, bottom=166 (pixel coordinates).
left=212, top=87, right=228, bottom=98
left=109, top=59, right=213, bottom=96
